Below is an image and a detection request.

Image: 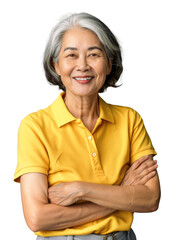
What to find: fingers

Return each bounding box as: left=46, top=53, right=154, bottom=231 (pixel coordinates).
left=131, top=161, right=158, bottom=185
left=130, top=155, right=150, bottom=170
left=130, top=155, right=156, bottom=171
left=48, top=182, right=84, bottom=206
left=140, top=160, right=158, bottom=176
left=121, top=156, right=158, bottom=186
left=135, top=159, right=158, bottom=175
left=132, top=171, right=157, bottom=185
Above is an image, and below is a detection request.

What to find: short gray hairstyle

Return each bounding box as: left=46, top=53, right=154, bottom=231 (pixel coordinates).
left=43, top=12, right=123, bottom=92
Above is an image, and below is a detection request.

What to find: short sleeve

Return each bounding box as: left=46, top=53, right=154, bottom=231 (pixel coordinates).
left=130, top=110, right=157, bottom=164
left=14, top=117, right=49, bottom=183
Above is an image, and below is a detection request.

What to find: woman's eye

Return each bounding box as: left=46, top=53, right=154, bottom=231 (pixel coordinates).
left=65, top=53, right=76, bottom=58
left=89, top=53, right=100, bottom=58
left=67, top=54, right=76, bottom=58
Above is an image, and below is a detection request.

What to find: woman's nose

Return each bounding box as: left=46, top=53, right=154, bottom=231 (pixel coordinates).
left=76, top=56, right=90, bottom=71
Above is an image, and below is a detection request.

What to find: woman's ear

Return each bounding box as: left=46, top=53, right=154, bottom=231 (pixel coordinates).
left=53, top=62, right=61, bottom=75
left=106, top=60, right=112, bottom=75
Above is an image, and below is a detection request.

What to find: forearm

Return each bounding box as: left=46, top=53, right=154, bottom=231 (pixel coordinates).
left=81, top=175, right=160, bottom=212
left=47, top=156, right=160, bottom=213
left=31, top=201, right=115, bottom=232
left=81, top=183, right=134, bottom=211
left=80, top=156, right=160, bottom=213
left=21, top=173, right=115, bottom=232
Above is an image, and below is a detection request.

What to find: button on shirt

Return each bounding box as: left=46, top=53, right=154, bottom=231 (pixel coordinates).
left=14, top=92, right=157, bottom=237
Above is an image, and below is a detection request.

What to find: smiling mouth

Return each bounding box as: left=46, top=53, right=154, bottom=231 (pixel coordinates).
left=73, top=76, right=94, bottom=81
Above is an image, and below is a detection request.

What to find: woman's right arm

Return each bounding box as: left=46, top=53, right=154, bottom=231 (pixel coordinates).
left=20, top=173, right=114, bottom=232
left=20, top=156, right=157, bottom=232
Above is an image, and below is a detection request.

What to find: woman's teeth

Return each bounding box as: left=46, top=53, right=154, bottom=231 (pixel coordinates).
left=74, top=77, right=93, bottom=81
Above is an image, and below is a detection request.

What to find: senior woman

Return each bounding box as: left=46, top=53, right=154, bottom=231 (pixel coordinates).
left=14, top=13, right=160, bottom=240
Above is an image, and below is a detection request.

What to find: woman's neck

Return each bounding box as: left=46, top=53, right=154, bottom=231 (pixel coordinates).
left=64, top=91, right=99, bottom=132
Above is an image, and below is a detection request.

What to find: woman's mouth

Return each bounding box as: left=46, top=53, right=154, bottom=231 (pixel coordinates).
left=73, top=76, right=94, bottom=84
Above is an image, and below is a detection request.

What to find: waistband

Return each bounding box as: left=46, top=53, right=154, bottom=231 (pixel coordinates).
left=36, top=230, right=135, bottom=240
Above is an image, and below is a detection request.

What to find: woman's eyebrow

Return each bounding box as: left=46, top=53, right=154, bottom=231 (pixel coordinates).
left=88, top=46, right=103, bottom=52
left=63, top=46, right=103, bottom=52
left=64, top=47, right=77, bottom=52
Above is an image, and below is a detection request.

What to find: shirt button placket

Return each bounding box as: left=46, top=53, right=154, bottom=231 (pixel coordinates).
left=88, top=136, right=92, bottom=141
left=92, top=152, right=97, bottom=157
left=88, top=136, right=97, bottom=158
left=88, top=135, right=97, bottom=160
left=86, top=131, right=104, bottom=175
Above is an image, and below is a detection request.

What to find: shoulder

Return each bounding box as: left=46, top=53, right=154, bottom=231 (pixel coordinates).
left=109, top=103, right=141, bottom=120
left=107, top=103, right=145, bottom=132
left=19, top=100, right=56, bottom=132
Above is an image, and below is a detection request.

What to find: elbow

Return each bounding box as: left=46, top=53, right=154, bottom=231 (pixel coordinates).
left=28, top=219, right=41, bottom=233
left=28, top=222, right=40, bottom=233
left=27, top=216, right=40, bottom=232
left=133, top=187, right=161, bottom=213
left=135, top=197, right=160, bottom=213
left=146, top=191, right=161, bottom=212
left=25, top=206, right=44, bottom=232
left=149, top=195, right=161, bottom=212
left=147, top=202, right=159, bottom=213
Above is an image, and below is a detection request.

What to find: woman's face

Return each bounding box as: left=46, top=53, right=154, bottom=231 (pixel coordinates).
left=54, top=27, right=112, bottom=97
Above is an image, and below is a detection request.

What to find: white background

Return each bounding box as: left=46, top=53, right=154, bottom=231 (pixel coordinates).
left=0, top=0, right=171, bottom=239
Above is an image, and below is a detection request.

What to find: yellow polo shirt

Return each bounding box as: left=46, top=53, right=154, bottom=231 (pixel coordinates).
left=14, top=92, right=156, bottom=237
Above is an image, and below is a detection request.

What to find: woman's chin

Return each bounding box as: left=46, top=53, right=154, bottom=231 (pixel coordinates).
left=67, top=86, right=99, bottom=98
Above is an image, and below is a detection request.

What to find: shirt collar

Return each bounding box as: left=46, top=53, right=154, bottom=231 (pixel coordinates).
left=99, top=96, right=114, bottom=124
left=51, top=92, right=114, bottom=128
left=51, top=92, right=76, bottom=128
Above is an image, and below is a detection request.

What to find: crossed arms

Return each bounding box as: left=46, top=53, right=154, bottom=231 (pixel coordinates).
left=20, top=155, right=160, bottom=232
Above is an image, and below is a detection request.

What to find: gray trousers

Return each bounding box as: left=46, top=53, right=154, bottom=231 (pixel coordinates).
left=36, top=229, right=136, bottom=240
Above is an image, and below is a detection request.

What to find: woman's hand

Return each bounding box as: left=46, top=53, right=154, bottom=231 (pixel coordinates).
left=48, top=182, right=85, bottom=206
left=121, top=155, right=158, bottom=186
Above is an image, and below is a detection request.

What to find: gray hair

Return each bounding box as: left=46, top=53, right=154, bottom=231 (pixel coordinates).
left=43, top=12, right=123, bottom=92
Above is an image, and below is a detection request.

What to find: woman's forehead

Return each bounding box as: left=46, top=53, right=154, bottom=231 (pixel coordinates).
left=60, top=27, right=104, bottom=50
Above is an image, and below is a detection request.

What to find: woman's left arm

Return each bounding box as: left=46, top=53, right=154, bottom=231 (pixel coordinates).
left=81, top=172, right=160, bottom=213
left=83, top=155, right=160, bottom=212
left=84, top=155, right=161, bottom=212
left=49, top=155, right=160, bottom=213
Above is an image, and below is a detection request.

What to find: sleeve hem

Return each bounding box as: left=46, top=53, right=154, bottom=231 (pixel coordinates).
left=130, top=149, right=157, bottom=164
left=14, top=167, right=48, bottom=183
